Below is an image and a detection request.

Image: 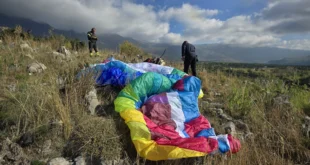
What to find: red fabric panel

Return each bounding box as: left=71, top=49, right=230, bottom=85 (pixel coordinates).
left=156, top=137, right=208, bottom=153
left=173, top=79, right=184, bottom=91
left=143, top=115, right=181, bottom=140
left=141, top=102, right=176, bottom=129
left=144, top=114, right=218, bottom=153
left=228, top=134, right=241, bottom=153
left=184, top=115, right=212, bottom=137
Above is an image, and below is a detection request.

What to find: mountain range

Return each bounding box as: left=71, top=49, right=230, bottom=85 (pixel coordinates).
left=1, top=13, right=310, bottom=65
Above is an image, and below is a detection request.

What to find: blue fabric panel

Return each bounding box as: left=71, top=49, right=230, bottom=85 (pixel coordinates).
left=178, top=91, right=200, bottom=122
left=218, top=139, right=230, bottom=153
left=196, top=128, right=216, bottom=138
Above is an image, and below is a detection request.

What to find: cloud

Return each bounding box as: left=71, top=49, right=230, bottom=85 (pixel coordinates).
left=0, top=0, right=310, bottom=50
left=158, top=4, right=219, bottom=20
left=0, top=0, right=172, bottom=42
left=262, top=0, right=310, bottom=34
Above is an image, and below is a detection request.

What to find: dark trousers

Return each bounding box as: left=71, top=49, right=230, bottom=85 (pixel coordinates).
left=184, top=57, right=197, bottom=76
left=88, top=42, right=98, bottom=53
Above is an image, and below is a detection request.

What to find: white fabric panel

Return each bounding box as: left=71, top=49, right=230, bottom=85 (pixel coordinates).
left=167, top=92, right=186, bottom=138
left=127, top=62, right=174, bottom=74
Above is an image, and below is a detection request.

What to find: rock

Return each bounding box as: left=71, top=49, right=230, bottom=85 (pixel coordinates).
left=223, top=121, right=236, bottom=136
left=74, top=156, right=86, bottom=165
left=209, top=103, right=224, bottom=108
left=214, top=92, right=221, bottom=97
left=206, top=98, right=213, bottom=102
left=25, top=54, right=34, bottom=59
left=215, top=108, right=224, bottom=115
left=7, top=84, right=16, bottom=92
left=47, top=157, right=70, bottom=165
left=234, top=119, right=251, bottom=134
left=27, top=62, right=47, bottom=74
left=58, top=46, right=71, bottom=57
left=42, top=139, right=52, bottom=155
left=52, top=51, right=66, bottom=60
left=17, top=132, right=34, bottom=147
left=273, top=95, right=290, bottom=105
left=85, top=88, right=100, bottom=115
left=102, top=159, right=125, bottom=165
left=219, top=113, right=233, bottom=121
left=302, top=116, right=310, bottom=138
left=0, top=40, right=3, bottom=44
left=0, top=138, right=26, bottom=162
left=20, top=43, right=33, bottom=52
left=56, top=76, right=66, bottom=89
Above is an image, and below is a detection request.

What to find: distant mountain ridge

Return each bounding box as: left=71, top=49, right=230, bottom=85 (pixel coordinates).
left=268, top=55, right=310, bottom=66
left=1, top=13, right=310, bottom=65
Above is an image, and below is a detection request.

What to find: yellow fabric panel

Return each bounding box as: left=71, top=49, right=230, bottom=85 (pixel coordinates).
left=198, top=89, right=204, bottom=99
left=120, top=109, right=146, bottom=124
left=133, top=139, right=206, bottom=161
left=127, top=122, right=151, bottom=140
left=114, top=97, right=136, bottom=112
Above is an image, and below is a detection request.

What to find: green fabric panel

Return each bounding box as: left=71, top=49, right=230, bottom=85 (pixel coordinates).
left=132, top=72, right=172, bottom=100
left=118, top=84, right=139, bottom=102
left=171, top=69, right=186, bottom=77
left=157, top=76, right=172, bottom=94
left=114, top=97, right=136, bottom=112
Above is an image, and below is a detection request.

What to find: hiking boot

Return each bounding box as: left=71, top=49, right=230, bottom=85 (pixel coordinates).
left=90, top=52, right=94, bottom=57
left=95, top=52, right=100, bottom=57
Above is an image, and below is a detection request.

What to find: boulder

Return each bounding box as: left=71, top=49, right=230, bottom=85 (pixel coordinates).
left=20, top=43, right=33, bottom=52
left=27, top=62, right=47, bottom=74
left=85, top=88, right=100, bottom=115
left=47, top=157, right=70, bottom=165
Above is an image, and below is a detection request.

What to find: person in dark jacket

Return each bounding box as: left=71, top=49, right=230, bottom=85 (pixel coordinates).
left=87, top=28, right=99, bottom=57
left=182, top=41, right=197, bottom=76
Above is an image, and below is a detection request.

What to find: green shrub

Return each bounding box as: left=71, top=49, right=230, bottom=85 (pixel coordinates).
left=119, top=41, right=143, bottom=57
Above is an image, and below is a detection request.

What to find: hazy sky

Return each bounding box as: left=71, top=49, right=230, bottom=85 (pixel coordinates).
left=0, top=0, right=310, bottom=50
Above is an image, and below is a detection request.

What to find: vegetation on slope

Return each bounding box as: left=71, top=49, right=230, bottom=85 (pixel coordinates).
left=0, top=26, right=309, bottom=165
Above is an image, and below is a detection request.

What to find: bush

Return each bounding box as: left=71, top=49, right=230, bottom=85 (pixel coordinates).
left=119, top=41, right=143, bottom=57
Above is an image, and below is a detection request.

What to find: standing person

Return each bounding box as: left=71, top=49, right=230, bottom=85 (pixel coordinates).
left=181, top=41, right=197, bottom=76
left=87, top=28, right=99, bottom=57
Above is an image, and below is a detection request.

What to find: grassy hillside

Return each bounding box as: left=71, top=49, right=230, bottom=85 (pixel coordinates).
left=0, top=28, right=310, bottom=165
